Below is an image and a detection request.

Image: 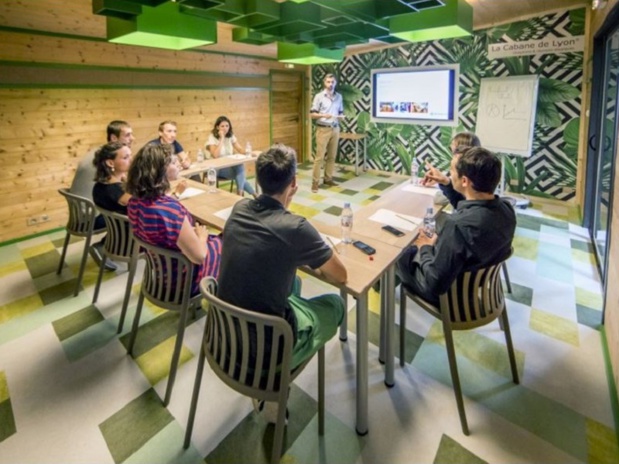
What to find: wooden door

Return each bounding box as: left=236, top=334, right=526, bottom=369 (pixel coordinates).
left=270, top=71, right=304, bottom=161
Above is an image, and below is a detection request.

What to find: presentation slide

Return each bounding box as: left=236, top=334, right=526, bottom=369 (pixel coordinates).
left=374, top=69, right=454, bottom=121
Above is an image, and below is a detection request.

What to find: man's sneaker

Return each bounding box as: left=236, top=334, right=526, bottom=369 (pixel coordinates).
left=311, top=181, right=319, bottom=193
left=252, top=399, right=288, bottom=425
left=323, top=178, right=338, bottom=187
left=89, top=243, right=117, bottom=271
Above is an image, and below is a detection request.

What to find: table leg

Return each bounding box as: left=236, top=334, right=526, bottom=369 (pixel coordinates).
left=339, top=288, right=348, bottom=341
left=363, top=136, right=367, bottom=172
left=354, top=139, right=359, bottom=176
left=379, top=276, right=386, bottom=364
left=384, top=265, right=395, bottom=388
left=356, top=293, right=369, bottom=436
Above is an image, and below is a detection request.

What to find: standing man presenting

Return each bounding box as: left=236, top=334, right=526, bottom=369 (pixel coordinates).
left=310, top=73, right=345, bottom=193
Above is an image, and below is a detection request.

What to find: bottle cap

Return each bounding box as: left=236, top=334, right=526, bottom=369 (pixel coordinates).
left=344, top=202, right=351, bottom=208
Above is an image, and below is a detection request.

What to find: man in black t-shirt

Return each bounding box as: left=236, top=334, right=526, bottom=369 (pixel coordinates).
left=218, top=145, right=347, bottom=422
left=218, top=144, right=347, bottom=421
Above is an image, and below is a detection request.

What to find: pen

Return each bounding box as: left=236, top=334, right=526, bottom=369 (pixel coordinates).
left=396, top=214, right=419, bottom=225
left=326, top=236, right=340, bottom=254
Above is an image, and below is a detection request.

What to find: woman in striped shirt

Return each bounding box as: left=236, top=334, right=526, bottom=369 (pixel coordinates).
left=126, top=143, right=222, bottom=295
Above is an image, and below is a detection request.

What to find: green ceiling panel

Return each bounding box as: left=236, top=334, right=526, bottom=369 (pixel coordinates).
left=277, top=42, right=344, bottom=64
left=232, top=26, right=276, bottom=45
left=252, top=2, right=325, bottom=37
left=107, top=1, right=217, bottom=50
left=389, top=0, right=472, bottom=42
left=94, top=0, right=470, bottom=59
left=92, top=0, right=143, bottom=20
left=228, top=0, right=281, bottom=28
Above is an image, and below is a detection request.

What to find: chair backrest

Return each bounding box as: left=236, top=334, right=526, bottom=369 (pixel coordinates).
left=132, top=236, right=195, bottom=312
left=439, top=261, right=505, bottom=330
left=199, top=277, right=294, bottom=401
left=58, top=187, right=102, bottom=237
left=98, top=208, right=136, bottom=262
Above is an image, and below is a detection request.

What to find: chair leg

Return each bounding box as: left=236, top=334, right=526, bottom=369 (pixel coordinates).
left=127, top=293, right=145, bottom=356
left=184, top=340, right=207, bottom=449
left=501, top=310, right=520, bottom=384
left=502, top=263, right=512, bottom=294
left=56, top=233, right=70, bottom=275
left=92, top=251, right=106, bottom=304
left=442, top=324, right=469, bottom=435
left=74, top=235, right=93, bottom=297
left=163, top=306, right=189, bottom=406
left=117, top=256, right=137, bottom=334
left=318, top=347, right=325, bottom=436
left=399, top=286, right=407, bottom=367
left=271, top=393, right=288, bottom=464
left=339, top=289, right=348, bottom=341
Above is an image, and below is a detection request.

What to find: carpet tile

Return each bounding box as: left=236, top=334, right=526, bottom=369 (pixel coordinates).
left=99, top=388, right=174, bottom=464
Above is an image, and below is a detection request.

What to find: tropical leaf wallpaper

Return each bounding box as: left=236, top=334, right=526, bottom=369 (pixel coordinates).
left=313, top=8, right=585, bottom=201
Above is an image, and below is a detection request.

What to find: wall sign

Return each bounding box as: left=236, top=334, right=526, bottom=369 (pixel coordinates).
left=488, top=36, right=585, bottom=60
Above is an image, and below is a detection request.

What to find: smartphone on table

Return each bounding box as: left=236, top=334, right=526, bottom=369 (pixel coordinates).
left=353, top=240, right=376, bottom=255
left=381, top=225, right=404, bottom=237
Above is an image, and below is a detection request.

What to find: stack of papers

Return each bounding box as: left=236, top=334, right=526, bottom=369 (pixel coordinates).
left=178, top=187, right=206, bottom=200
left=368, top=208, right=421, bottom=232
left=214, top=206, right=234, bottom=221
left=401, top=184, right=438, bottom=196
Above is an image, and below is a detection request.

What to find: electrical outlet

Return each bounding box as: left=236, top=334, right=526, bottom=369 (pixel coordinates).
left=39, top=214, right=50, bottom=223
left=27, top=217, right=38, bottom=226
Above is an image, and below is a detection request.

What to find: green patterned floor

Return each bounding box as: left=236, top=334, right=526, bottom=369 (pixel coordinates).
left=0, top=164, right=617, bottom=463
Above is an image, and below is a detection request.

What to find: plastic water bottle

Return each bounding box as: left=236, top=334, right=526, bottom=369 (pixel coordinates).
left=245, top=141, right=252, bottom=157
left=423, top=206, right=435, bottom=237
left=196, top=149, right=205, bottom=163
left=341, top=202, right=353, bottom=244
left=207, top=168, right=217, bottom=193
left=410, top=157, right=419, bottom=186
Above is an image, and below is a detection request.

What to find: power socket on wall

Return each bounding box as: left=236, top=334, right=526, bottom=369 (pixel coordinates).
left=26, top=214, right=50, bottom=226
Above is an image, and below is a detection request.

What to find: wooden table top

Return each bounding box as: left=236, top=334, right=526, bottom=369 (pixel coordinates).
left=352, top=181, right=440, bottom=248
left=180, top=154, right=257, bottom=178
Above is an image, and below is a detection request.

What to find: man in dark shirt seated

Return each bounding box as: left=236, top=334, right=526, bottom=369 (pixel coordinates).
left=396, top=147, right=516, bottom=305
left=217, top=143, right=347, bottom=421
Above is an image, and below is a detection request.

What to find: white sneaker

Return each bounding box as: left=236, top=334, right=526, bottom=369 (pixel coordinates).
left=252, top=399, right=288, bottom=425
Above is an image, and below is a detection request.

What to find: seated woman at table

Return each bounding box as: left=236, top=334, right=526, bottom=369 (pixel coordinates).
left=90, top=142, right=133, bottom=270
left=205, top=115, right=256, bottom=198
left=126, top=143, right=222, bottom=295
left=92, top=142, right=132, bottom=215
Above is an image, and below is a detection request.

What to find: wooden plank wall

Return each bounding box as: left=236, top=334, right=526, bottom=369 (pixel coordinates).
left=0, top=27, right=289, bottom=242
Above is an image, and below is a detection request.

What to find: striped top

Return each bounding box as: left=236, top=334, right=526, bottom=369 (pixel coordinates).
left=127, top=195, right=222, bottom=295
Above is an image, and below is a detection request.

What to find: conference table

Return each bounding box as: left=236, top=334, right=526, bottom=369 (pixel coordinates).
left=178, top=177, right=440, bottom=435
left=179, top=153, right=259, bottom=192
left=347, top=180, right=439, bottom=369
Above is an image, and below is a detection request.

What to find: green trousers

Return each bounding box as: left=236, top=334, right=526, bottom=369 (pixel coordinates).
left=288, top=277, right=345, bottom=370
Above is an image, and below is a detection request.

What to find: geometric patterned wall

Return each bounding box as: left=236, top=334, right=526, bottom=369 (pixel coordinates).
left=314, top=8, right=584, bottom=201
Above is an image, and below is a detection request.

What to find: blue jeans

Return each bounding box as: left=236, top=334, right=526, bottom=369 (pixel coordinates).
left=218, top=165, right=255, bottom=195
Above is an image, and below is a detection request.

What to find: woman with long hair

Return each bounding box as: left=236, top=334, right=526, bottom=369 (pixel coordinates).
left=126, top=143, right=222, bottom=295
left=205, top=115, right=256, bottom=198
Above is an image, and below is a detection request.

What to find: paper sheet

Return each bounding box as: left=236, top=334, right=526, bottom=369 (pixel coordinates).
left=177, top=187, right=206, bottom=200
left=319, top=233, right=341, bottom=247
left=214, top=206, right=234, bottom=221
left=368, top=208, right=421, bottom=232
left=228, top=154, right=248, bottom=160
left=401, top=184, right=439, bottom=196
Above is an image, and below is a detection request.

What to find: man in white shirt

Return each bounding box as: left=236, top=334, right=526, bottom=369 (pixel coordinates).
left=310, top=73, right=345, bottom=193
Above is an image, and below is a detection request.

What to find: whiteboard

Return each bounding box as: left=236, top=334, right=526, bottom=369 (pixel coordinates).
left=475, top=75, right=539, bottom=157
